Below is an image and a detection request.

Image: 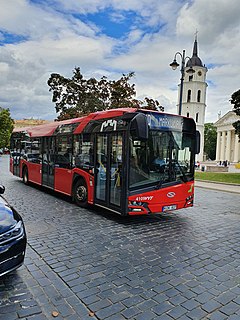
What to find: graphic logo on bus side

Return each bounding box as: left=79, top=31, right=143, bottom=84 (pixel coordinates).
left=167, top=192, right=176, bottom=198
left=100, top=119, right=117, bottom=132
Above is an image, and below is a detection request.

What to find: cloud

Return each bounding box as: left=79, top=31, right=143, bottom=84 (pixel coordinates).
left=0, top=0, right=240, bottom=125
left=176, top=0, right=240, bottom=50
left=0, top=0, right=98, bottom=41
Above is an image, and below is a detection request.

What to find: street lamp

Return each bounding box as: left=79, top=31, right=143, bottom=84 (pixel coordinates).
left=170, top=50, right=195, bottom=115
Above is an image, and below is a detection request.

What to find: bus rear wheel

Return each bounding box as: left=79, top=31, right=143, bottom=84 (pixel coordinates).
left=74, top=179, right=88, bottom=208
left=22, top=167, right=29, bottom=185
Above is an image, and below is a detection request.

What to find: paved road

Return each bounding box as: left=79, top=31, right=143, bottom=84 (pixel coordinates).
left=0, top=155, right=240, bottom=320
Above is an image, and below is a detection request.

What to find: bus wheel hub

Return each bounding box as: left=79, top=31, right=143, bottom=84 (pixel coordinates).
left=76, top=186, right=86, bottom=201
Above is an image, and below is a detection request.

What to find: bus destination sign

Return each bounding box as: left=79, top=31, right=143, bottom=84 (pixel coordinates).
left=147, top=113, right=183, bottom=131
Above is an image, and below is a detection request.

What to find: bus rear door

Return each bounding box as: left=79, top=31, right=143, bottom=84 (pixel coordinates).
left=42, top=137, right=55, bottom=188
left=11, top=152, right=21, bottom=177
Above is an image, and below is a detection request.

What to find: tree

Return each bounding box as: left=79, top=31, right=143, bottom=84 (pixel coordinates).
left=48, top=67, right=163, bottom=120
left=0, top=108, right=14, bottom=148
left=230, top=89, right=240, bottom=140
left=204, top=123, right=217, bottom=160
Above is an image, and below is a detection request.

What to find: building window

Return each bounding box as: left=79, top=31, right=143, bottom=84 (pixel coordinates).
left=189, top=75, right=193, bottom=81
left=197, top=90, right=201, bottom=102
left=187, top=112, right=189, bottom=118
left=187, top=90, right=191, bottom=102
left=196, top=112, right=199, bottom=123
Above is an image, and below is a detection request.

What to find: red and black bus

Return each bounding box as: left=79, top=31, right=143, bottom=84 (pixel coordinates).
left=10, top=108, right=200, bottom=216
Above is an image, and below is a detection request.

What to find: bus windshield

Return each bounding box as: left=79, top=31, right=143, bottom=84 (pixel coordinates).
left=129, top=129, right=195, bottom=189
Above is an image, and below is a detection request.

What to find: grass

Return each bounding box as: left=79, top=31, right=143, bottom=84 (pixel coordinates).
left=195, top=171, right=240, bottom=184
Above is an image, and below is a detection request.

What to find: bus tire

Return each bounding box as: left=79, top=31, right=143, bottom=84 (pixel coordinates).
left=22, top=167, right=29, bottom=185
left=74, top=179, right=88, bottom=208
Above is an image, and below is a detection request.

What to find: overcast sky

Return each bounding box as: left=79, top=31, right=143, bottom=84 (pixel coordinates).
left=0, top=0, right=239, bottom=123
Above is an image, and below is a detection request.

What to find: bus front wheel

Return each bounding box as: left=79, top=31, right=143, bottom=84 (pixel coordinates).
left=22, top=167, right=29, bottom=185
left=74, top=179, right=88, bottom=208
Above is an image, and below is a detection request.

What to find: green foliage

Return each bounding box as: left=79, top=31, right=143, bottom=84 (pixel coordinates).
left=48, top=67, right=163, bottom=120
left=230, top=89, right=240, bottom=139
left=204, top=123, right=217, bottom=160
left=233, top=121, right=240, bottom=141
left=0, top=108, right=14, bottom=148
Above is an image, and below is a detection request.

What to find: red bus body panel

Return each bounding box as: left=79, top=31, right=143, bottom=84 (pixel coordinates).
left=128, top=181, right=194, bottom=215
left=27, top=162, right=42, bottom=185
left=54, top=168, right=94, bottom=203
left=54, top=168, right=73, bottom=195
left=10, top=158, right=13, bottom=174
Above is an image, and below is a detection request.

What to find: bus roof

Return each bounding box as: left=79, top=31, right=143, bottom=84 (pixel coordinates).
left=12, top=108, right=138, bottom=137
left=73, top=108, right=137, bottom=134
left=12, top=117, right=84, bottom=137
left=12, top=108, right=195, bottom=138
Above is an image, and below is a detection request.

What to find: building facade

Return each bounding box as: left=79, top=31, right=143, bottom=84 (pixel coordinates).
left=177, top=37, right=208, bottom=162
left=214, top=111, right=240, bottom=163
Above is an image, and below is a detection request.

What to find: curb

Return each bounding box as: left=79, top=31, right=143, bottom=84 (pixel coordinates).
left=195, top=179, right=240, bottom=187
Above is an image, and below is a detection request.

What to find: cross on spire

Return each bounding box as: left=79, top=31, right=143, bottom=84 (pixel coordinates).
left=194, top=29, right=198, bottom=40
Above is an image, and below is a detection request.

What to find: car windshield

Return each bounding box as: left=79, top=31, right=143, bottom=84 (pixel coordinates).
left=129, top=130, right=195, bottom=189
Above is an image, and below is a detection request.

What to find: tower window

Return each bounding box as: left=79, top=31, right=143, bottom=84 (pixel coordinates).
left=196, top=112, right=199, bottom=123
left=197, top=90, right=201, bottom=102
left=187, top=112, right=190, bottom=118
left=189, top=75, right=193, bottom=81
left=187, top=90, right=191, bottom=102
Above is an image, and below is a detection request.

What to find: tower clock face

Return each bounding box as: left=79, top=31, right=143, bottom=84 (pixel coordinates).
left=198, top=71, right=202, bottom=76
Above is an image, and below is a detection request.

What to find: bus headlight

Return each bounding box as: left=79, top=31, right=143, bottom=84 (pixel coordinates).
left=185, top=194, right=194, bottom=206
left=129, top=200, right=144, bottom=206
left=130, top=201, right=143, bottom=206
left=128, top=201, right=149, bottom=214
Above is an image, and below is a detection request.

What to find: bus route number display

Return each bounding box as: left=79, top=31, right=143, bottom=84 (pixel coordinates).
left=147, top=113, right=183, bottom=131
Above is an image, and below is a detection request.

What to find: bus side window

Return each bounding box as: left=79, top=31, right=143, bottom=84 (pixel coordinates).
left=55, top=135, right=72, bottom=169
left=21, top=138, right=41, bottom=164
left=74, top=134, right=94, bottom=169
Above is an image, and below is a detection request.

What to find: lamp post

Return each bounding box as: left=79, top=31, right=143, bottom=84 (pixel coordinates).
left=170, top=50, right=195, bottom=115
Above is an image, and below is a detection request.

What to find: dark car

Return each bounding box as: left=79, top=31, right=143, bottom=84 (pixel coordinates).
left=0, top=185, right=27, bottom=277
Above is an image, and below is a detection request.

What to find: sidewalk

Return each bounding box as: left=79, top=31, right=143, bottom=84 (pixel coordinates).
left=195, top=180, right=240, bottom=194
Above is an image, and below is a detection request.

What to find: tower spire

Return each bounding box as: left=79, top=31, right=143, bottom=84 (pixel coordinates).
left=186, top=32, right=203, bottom=67
left=193, top=31, right=198, bottom=57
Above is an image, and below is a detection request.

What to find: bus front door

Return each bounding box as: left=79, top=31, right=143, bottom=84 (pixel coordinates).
left=42, top=137, right=55, bottom=188
left=95, top=133, right=125, bottom=214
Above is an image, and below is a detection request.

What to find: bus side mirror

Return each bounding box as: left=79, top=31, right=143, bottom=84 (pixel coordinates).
left=130, top=113, right=149, bottom=141
left=195, top=131, right=200, bottom=154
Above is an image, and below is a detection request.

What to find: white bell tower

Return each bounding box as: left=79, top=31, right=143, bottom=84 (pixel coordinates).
left=178, top=36, right=208, bottom=162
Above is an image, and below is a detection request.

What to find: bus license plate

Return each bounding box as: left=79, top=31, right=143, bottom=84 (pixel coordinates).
left=162, top=205, right=177, bottom=212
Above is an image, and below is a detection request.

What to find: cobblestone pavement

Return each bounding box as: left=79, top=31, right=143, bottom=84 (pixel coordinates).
left=0, top=155, right=240, bottom=320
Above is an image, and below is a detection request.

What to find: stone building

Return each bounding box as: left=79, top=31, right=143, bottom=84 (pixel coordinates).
left=214, top=111, right=240, bottom=163
left=177, top=36, right=208, bottom=162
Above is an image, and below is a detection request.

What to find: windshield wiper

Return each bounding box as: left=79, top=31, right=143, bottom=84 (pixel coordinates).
left=155, top=177, right=164, bottom=189
left=155, top=166, right=174, bottom=189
